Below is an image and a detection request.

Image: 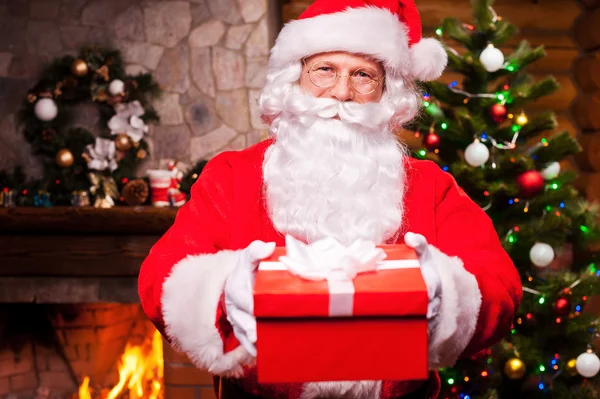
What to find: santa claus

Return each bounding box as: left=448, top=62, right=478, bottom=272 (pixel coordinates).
left=138, top=0, right=522, bottom=398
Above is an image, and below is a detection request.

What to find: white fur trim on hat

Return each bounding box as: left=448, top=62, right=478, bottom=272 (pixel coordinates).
left=269, top=6, right=447, bottom=81
left=270, top=7, right=410, bottom=75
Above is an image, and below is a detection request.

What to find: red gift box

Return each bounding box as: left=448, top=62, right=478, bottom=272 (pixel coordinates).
left=253, top=244, right=429, bottom=384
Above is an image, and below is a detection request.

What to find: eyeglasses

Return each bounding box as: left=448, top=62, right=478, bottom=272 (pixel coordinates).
left=304, top=60, right=383, bottom=95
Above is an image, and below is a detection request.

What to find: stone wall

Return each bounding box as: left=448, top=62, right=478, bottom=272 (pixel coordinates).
left=0, top=0, right=275, bottom=179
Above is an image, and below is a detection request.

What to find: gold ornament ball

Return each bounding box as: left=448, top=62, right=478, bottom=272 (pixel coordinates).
left=504, top=358, right=526, bottom=380
left=56, top=149, right=74, bottom=168
left=516, top=112, right=529, bottom=126
left=565, top=358, right=578, bottom=376
left=115, top=134, right=132, bottom=151
left=71, top=59, right=89, bottom=77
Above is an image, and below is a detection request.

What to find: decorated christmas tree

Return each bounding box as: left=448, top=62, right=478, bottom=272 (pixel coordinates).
left=405, top=0, right=600, bottom=397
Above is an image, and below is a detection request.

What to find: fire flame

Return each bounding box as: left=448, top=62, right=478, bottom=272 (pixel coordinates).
left=79, top=330, right=163, bottom=399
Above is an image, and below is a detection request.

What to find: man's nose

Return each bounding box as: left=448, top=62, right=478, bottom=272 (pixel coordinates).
left=328, top=76, right=354, bottom=102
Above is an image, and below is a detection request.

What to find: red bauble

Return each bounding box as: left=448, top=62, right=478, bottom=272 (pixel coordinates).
left=490, top=103, right=508, bottom=123
left=516, top=170, right=544, bottom=198
left=423, top=133, right=440, bottom=151
left=553, top=297, right=571, bottom=317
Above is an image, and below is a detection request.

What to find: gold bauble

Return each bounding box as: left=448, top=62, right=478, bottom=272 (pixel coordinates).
left=114, top=134, right=133, bottom=151
left=504, top=358, right=526, bottom=380
left=515, top=112, right=529, bottom=126
left=55, top=149, right=74, bottom=168
left=136, top=149, right=147, bottom=160
left=565, top=358, right=578, bottom=376
left=71, top=59, right=89, bottom=77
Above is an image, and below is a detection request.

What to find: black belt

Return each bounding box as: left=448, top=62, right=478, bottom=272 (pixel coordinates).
left=216, top=378, right=432, bottom=399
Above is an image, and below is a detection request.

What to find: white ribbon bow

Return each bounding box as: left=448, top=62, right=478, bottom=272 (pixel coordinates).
left=108, top=100, right=148, bottom=142
left=85, top=138, right=118, bottom=172
left=279, top=235, right=387, bottom=282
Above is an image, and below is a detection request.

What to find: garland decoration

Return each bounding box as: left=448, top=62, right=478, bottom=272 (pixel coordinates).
left=15, top=46, right=161, bottom=206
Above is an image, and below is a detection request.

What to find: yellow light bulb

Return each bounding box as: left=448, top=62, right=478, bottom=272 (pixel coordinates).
left=516, top=112, right=528, bottom=126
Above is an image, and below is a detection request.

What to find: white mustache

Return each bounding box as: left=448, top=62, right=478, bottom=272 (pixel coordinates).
left=275, top=89, right=396, bottom=131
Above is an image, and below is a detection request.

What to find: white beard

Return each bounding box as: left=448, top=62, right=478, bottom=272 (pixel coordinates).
left=263, top=89, right=406, bottom=247
left=259, top=67, right=419, bottom=399
left=262, top=90, right=406, bottom=399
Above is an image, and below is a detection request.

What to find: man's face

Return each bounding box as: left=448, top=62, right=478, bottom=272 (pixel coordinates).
left=299, top=52, right=385, bottom=104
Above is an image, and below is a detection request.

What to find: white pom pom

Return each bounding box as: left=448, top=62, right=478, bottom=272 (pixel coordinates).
left=479, top=44, right=505, bottom=72
left=34, top=98, right=58, bottom=122
left=410, top=38, right=448, bottom=81
left=464, top=139, right=490, bottom=167
left=576, top=350, right=600, bottom=378
left=109, top=79, right=125, bottom=95
left=541, top=162, right=560, bottom=180
left=529, top=242, right=554, bottom=268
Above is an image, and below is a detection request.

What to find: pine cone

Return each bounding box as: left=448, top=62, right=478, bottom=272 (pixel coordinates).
left=122, top=179, right=149, bottom=206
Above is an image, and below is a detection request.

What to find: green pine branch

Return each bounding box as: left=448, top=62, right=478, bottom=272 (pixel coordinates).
left=425, top=81, right=470, bottom=107
left=532, top=132, right=582, bottom=167
left=490, top=42, right=546, bottom=80
left=445, top=48, right=475, bottom=76
left=490, top=19, right=519, bottom=47
left=511, top=76, right=560, bottom=108
left=516, top=111, right=558, bottom=139
left=454, top=106, right=489, bottom=135
left=441, top=17, right=474, bottom=49
left=472, top=0, right=495, bottom=33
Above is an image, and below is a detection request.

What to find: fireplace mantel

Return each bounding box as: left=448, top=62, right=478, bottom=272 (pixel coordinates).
left=0, top=206, right=179, bottom=304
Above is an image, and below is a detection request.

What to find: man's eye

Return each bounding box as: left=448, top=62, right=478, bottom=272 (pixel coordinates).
left=317, top=67, right=333, bottom=72
left=355, top=71, right=373, bottom=79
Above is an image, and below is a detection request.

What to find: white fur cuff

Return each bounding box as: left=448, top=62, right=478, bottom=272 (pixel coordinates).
left=161, top=250, right=253, bottom=377
left=426, top=246, right=482, bottom=369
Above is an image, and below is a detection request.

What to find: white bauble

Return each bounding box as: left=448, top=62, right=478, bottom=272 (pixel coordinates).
left=541, top=162, right=560, bottom=180
left=34, top=98, right=58, bottom=121
left=465, top=139, right=490, bottom=167
left=576, top=350, right=600, bottom=378
left=479, top=44, right=505, bottom=72
left=108, top=79, right=125, bottom=95
left=529, top=242, right=555, bottom=267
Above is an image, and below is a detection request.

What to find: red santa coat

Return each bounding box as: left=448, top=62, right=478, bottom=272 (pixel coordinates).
left=138, top=139, right=522, bottom=399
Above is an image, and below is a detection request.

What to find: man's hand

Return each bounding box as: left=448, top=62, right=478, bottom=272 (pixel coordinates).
left=404, top=232, right=442, bottom=322
left=224, top=240, right=276, bottom=357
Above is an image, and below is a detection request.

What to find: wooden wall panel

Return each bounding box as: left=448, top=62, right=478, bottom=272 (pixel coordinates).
left=572, top=3, right=600, bottom=201
left=418, top=0, right=580, bottom=31
left=573, top=8, right=600, bottom=51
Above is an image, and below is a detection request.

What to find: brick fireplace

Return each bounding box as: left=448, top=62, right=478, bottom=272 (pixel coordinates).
left=0, top=207, right=218, bottom=399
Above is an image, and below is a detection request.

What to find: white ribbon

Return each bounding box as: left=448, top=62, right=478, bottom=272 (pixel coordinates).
left=108, top=100, right=149, bottom=142
left=85, top=138, right=118, bottom=172
left=259, top=235, right=419, bottom=317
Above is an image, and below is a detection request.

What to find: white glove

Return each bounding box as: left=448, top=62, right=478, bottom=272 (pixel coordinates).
left=404, top=232, right=442, bottom=322
left=224, top=240, right=276, bottom=357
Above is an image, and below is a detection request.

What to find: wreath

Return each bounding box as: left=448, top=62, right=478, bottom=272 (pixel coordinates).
left=13, top=47, right=162, bottom=207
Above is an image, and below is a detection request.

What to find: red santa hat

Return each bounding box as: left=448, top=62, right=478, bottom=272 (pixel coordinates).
left=269, top=0, right=447, bottom=82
